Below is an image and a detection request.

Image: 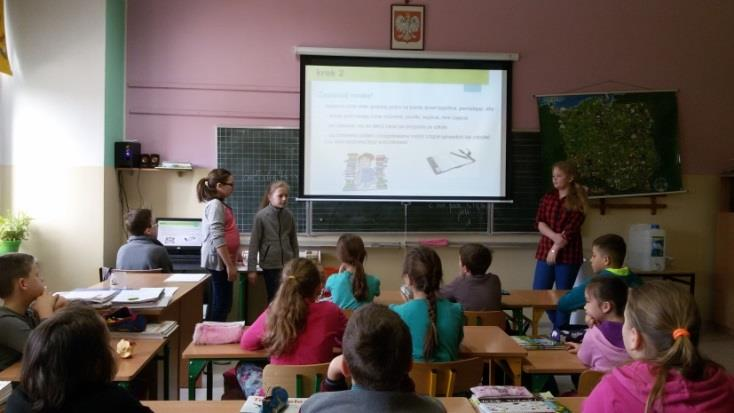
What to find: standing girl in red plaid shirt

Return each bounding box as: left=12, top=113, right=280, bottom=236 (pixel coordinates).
left=533, top=161, right=588, bottom=331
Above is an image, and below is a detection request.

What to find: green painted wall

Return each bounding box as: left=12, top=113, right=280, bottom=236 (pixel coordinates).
left=104, top=0, right=125, bottom=167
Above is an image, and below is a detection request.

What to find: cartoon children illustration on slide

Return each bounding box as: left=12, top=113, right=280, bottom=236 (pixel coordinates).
left=343, top=153, right=388, bottom=191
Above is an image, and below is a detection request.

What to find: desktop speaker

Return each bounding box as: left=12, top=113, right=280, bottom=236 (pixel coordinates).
left=115, top=142, right=141, bottom=168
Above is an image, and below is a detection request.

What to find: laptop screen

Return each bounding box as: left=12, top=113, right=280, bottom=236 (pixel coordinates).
left=156, top=218, right=202, bottom=250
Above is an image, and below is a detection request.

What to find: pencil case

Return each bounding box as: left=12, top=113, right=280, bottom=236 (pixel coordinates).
left=193, top=321, right=245, bottom=344
left=103, top=307, right=147, bottom=332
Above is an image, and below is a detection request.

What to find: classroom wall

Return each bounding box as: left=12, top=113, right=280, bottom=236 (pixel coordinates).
left=121, top=1, right=731, bottom=321
left=0, top=0, right=111, bottom=292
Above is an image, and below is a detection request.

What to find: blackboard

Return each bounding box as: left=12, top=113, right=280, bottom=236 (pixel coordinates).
left=218, top=128, right=541, bottom=233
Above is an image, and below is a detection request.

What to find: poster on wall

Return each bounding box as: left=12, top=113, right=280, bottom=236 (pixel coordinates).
left=537, top=90, right=683, bottom=197
left=0, top=0, right=12, bottom=75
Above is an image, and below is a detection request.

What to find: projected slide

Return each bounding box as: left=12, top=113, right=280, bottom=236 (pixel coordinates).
left=303, top=65, right=507, bottom=199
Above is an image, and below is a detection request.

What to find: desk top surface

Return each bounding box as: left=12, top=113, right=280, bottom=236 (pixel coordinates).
left=375, top=289, right=568, bottom=309
left=142, top=397, right=476, bottom=413
left=0, top=337, right=166, bottom=382
left=183, top=325, right=525, bottom=360
left=88, top=272, right=209, bottom=314
left=522, top=349, right=587, bottom=374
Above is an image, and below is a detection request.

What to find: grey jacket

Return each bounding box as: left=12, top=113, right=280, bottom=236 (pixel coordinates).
left=301, top=387, right=446, bottom=413
left=116, top=236, right=173, bottom=273
left=247, top=204, right=298, bottom=270
left=201, top=198, right=228, bottom=270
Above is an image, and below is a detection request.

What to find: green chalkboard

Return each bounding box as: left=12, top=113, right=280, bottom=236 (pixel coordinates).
left=218, top=128, right=541, bottom=233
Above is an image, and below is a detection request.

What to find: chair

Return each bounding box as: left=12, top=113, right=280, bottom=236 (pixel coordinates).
left=463, top=311, right=507, bottom=328
left=577, top=369, right=605, bottom=396
left=341, top=309, right=353, bottom=319
left=262, top=362, right=330, bottom=398
left=410, top=357, right=484, bottom=396
left=100, top=267, right=162, bottom=283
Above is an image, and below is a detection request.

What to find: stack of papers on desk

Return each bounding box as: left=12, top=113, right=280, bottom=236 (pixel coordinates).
left=0, top=380, right=11, bottom=407
left=56, top=289, right=119, bottom=304
left=241, top=396, right=306, bottom=413
left=109, top=320, right=178, bottom=339
left=511, top=336, right=566, bottom=350
left=112, top=288, right=165, bottom=304
left=470, top=386, right=564, bottom=412
left=164, top=273, right=207, bottom=282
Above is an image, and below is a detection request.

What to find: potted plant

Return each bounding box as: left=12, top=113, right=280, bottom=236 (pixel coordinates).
left=0, top=211, right=32, bottom=254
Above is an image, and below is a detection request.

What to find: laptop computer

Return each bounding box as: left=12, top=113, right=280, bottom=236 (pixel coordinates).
left=156, top=218, right=203, bottom=272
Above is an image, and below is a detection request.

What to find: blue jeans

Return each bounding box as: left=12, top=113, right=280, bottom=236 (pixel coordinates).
left=262, top=268, right=282, bottom=303
left=206, top=268, right=233, bottom=321
left=533, top=260, right=580, bottom=328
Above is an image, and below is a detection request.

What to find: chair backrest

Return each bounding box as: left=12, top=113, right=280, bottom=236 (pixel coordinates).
left=341, top=309, right=353, bottom=319
left=577, top=369, right=605, bottom=396
left=410, top=357, right=484, bottom=396
left=463, top=310, right=506, bottom=328
left=117, top=268, right=163, bottom=273
left=262, top=363, right=330, bottom=398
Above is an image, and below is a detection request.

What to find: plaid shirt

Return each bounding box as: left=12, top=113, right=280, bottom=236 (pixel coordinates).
left=534, top=191, right=585, bottom=264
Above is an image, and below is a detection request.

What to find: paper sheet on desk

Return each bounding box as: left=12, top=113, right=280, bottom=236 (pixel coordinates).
left=241, top=396, right=306, bottom=413
left=165, top=273, right=207, bottom=282
left=123, top=287, right=177, bottom=308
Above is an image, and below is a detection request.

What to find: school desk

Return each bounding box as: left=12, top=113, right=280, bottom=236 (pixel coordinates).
left=500, top=289, right=568, bottom=337
left=182, top=341, right=268, bottom=400
left=0, top=337, right=167, bottom=396
left=374, top=289, right=569, bottom=336
left=636, top=270, right=695, bottom=294
left=555, top=396, right=585, bottom=413
left=183, top=325, right=526, bottom=400
left=143, top=397, right=477, bottom=413
left=90, top=272, right=210, bottom=396
left=521, top=349, right=588, bottom=392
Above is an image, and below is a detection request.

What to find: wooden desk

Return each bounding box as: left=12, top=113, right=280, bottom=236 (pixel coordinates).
left=376, top=289, right=568, bottom=336
left=459, top=326, right=527, bottom=385
left=636, top=270, right=695, bottom=294
left=182, top=326, right=526, bottom=400
left=522, top=349, right=587, bottom=375
left=143, top=397, right=476, bottom=413
left=555, top=396, right=585, bottom=413
left=501, top=290, right=568, bottom=336
left=182, top=342, right=268, bottom=400
left=0, top=338, right=166, bottom=388
left=90, top=272, right=209, bottom=395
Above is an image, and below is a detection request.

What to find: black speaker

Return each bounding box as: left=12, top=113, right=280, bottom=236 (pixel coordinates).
left=115, top=142, right=141, bottom=168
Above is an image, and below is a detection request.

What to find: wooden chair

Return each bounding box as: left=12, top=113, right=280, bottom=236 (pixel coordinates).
left=463, top=310, right=507, bottom=328
left=341, top=309, right=353, bottom=319
left=410, top=357, right=484, bottom=396
left=262, top=362, right=330, bottom=398
left=577, top=369, right=605, bottom=396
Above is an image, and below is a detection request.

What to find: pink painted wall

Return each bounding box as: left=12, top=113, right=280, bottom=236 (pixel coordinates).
left=126, top=0, right=734, bottom=172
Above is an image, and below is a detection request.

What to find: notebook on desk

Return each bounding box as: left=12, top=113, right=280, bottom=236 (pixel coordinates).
left=156, top=218, right=203, bottom=272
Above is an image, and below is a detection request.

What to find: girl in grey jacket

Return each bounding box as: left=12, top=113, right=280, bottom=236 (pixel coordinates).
left=247, top=181, right=298, bottom=302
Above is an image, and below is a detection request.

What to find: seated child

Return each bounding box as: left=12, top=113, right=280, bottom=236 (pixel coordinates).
left=324, top=233, right=381, bottom=310
left=301, top=304, right=446, bottom=413
left=390, top=246, right=464, bottom=362
left=0, top=253, right=67, bottom=371
left=566, top=276, right=630, bottom=372
left=440, top=243, right=501, bottom=311
left=6, top=304, right=153, bottom=413
left=557, top=233, right=642, bottom=314
left=238, top=258, right=347, bottom=395
left=585, top=281, right=734, bottom=412
left=115, top=208, right=173, bottom=272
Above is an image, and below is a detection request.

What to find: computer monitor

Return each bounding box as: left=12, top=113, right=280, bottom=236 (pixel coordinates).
left=156, top=218, right=202, bottom=253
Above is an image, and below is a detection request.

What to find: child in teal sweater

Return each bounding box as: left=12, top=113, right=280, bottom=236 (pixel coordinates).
left=390, top=246, right=463, bottom=362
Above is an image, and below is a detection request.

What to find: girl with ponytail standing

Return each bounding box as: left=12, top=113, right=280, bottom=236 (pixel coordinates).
left=324, top=234, right=381, bottom=310
left=197, top=168, right=239, bottom=321
left=390, top=246, right=463, bottom=362
left=533, top=160, right=588, bottom=330
left=584, top=281, right=734, bottom=412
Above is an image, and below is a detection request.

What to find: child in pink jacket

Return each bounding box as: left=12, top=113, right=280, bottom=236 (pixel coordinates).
left=566, top=276, right=629, bottom=372
left=584, top=281, right=734, bottom=412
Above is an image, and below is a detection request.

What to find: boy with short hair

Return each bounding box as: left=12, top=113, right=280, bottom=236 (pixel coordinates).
left=557, top=233, right=642, bottom=314
left=301, top=304, right=445, bottom=413
left=440, top=243, right=501, bottom=311
left=0, top=253, right=67, bottom=370
left=115, top=209, right=173, bottom=272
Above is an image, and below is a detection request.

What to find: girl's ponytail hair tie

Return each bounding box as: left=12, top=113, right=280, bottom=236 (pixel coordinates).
left=672, top=328, right=690, bottom=340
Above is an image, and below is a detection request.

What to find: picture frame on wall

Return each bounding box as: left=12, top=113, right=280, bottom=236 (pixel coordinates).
left=390, top=4, right=425, bottom=50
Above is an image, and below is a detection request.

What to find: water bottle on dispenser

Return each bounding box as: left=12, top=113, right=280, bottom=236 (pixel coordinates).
left=629, top=224, right=666, bottom=271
